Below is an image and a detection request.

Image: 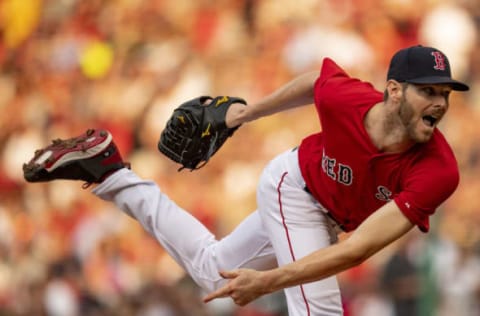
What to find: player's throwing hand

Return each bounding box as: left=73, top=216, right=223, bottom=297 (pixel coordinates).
left=203, top=269, right=271, bottom=306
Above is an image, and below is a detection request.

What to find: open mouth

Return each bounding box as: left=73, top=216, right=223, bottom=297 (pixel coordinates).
left=422, top=115, right=438, bottom=127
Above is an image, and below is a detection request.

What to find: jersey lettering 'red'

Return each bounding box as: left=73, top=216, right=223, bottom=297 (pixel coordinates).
left=321, top=150, right=353, bottom=186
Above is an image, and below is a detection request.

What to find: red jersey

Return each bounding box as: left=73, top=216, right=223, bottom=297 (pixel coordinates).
left=298, top=58, right=459, bottom=232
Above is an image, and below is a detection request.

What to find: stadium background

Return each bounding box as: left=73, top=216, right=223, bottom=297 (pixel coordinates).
left=0, top=0, right=479, bottom=315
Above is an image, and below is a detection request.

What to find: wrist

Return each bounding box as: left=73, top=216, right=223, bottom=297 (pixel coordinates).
left=260, top=269, right=282, bottom=294
left=226, top=103, right=248, bottom=128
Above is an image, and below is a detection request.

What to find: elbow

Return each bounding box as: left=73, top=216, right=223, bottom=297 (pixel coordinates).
left=347, top=251, right=369, bottom=268
left=341, top=240, right=375, bottom=268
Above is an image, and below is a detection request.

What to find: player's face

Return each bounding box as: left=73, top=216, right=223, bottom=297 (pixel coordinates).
left=398, top=84, right=451, bottom=143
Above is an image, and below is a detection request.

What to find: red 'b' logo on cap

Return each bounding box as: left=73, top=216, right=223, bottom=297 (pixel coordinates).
left=431, top=51, right=446, bottom=71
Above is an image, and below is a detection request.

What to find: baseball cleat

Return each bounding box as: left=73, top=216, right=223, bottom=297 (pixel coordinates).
left=23, top=129, right=129, bottom=186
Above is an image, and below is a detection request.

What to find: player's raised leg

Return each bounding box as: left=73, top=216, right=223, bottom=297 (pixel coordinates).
left=93, top=167, right=277, bottom=291
left=23, top=129, right=277, bottom=292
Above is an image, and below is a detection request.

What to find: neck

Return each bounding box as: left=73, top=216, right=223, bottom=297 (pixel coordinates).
left=364, top=102, right=415, bottom=153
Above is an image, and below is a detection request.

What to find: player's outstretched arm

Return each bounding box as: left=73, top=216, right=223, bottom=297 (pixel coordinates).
left=203, top=200, right=415, bottom=306
left=226, top=71, right=318, bottom=128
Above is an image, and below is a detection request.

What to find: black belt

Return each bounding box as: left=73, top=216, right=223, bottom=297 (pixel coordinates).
left=303, top=185, right=312, bottom=195
left=304, top=185, right=345, bottom=231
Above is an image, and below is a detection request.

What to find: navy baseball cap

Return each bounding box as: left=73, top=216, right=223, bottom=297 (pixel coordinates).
left=387, top=45, right=469, bottom=91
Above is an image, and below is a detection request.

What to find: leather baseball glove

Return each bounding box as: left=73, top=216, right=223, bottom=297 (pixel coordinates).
left=158, top=96, right=247, bottom=171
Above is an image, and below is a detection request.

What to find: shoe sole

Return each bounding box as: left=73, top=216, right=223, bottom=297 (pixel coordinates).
left=24, top=129, right=112, bottom=181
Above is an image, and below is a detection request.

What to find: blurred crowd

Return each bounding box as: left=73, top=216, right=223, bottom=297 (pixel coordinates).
left=0, top=0, right=479, bottom=315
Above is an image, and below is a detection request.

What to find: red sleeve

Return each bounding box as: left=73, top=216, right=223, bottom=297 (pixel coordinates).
left=394, top=149, right=459, bottom=232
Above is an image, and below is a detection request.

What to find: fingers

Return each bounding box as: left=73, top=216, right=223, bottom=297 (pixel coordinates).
left=203, top=285, right=230, bottom=303
left=203, top=286, right=250, bottom=306
left=203, top=270, right=239, bottom=303
left=202, top=98, right=213, bottom=106
left=219, top=270, right=239, bottom=279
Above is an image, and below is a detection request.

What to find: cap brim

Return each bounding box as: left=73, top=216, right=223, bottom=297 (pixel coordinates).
left=406, top=76, right=469, bottom=91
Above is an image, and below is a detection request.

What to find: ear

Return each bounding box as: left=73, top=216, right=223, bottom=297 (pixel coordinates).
left=386, top=80, right=404, bottom=103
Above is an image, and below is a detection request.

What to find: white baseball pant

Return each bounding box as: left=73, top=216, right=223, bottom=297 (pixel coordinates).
left=93, top=149, right=343, bottom=315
